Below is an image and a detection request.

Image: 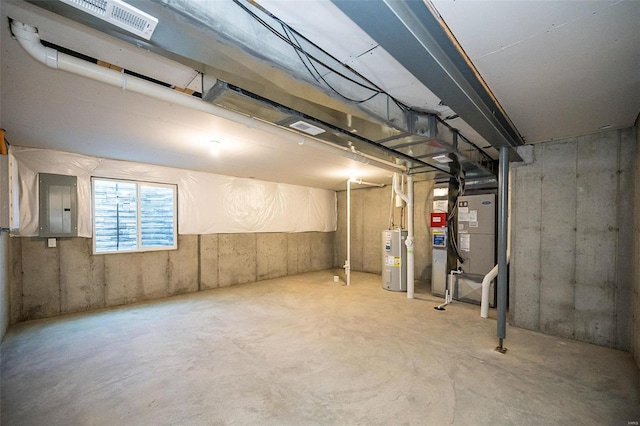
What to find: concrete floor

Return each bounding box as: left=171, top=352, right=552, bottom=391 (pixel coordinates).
left=1, top=271, right=639, bottom=425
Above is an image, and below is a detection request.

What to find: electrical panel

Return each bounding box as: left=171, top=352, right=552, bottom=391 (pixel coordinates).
left=382, top=229, right=407, bottom=292
left=38, top=173, right=78, bottom=238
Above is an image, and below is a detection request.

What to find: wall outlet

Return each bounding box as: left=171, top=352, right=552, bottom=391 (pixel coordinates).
left=47, top=238, right=57, bottom=248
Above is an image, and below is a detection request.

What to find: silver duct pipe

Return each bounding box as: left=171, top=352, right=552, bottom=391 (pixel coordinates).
left=10, top=20, right=406, bottom=175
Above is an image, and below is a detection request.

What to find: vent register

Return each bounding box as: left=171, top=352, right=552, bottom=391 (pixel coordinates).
left=59, top=0, right=158, bottom=39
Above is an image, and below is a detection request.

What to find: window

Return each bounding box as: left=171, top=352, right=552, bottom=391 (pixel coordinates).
left=92, top=178, right=177, bottom=254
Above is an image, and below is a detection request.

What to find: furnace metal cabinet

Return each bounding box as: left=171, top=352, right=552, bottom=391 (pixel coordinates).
left=456, top=194, right=496, bottom=304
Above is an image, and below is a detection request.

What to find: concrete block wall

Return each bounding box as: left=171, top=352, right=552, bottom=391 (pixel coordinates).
left=9, top=231, right=335, bottom=323
left=335, top=180, right=434, bottom=282
left=510, top=128, right=636, bottom=350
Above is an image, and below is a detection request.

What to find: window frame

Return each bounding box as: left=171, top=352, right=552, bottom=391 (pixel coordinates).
left=91, top=177, right=178, bottom=255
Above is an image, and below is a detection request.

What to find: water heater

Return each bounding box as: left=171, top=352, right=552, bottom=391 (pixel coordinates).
left=382, top=229, right=407, bottom=291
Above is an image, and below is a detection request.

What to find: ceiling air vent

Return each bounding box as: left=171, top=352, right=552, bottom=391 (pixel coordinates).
left=289, top=120, right=325, bottom=136
left=59, top=0, right=158, bottom=40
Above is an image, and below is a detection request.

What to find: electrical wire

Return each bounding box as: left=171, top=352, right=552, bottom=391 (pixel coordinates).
left=279, top=22, right=381, bottom=104
left=232, top=0, right=494, bottom=165
left=232, top=0, right=411, bottom=108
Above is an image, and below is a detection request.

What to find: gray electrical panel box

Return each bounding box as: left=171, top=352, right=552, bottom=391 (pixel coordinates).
left=382, top=229, right=407, bottom=292
left=457, top=193, right=496, bottom=304
left=38, top=173, right=78, bottom=238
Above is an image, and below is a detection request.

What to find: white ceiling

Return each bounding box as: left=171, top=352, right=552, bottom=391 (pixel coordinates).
left=1, top=0, right=639, bottom=191
left=432, top=0, right=640, bottom=143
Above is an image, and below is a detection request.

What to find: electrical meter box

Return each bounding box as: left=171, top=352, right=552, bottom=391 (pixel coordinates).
left=38, top=173, right=78, bottom=238
left=382, top=229, right=407, bottom=292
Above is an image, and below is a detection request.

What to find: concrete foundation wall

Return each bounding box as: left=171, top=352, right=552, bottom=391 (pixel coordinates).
left=336, top=180, right=434, bottom=282
left=0, top=232, right=8, bottom=340
left=634, top=118, right=640, bottom=368
left=9, top=231, right=335, bottom=323
left=510, top=128, right=636, bottom=350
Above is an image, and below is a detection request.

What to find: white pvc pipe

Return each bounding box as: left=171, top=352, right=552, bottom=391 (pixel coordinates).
left=345, top=178, right=351, bottom=286
left=406, top=174, right=414, bottom=299
left=10, top=21, right=407, bottom=175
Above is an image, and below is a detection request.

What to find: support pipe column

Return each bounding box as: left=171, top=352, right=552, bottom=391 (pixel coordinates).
left=406, top=175, right=415, bottom=299
left=345, top=179, right=351, bottom=286
left=497, top=146, right=509, bottom=352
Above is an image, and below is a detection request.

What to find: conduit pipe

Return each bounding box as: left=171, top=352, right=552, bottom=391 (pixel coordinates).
left=392, top=172, right=414, bottom=299
left=10, top=21, right=407, bottom=175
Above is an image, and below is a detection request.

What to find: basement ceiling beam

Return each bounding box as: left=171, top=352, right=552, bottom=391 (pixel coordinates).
left=331, top=0, right=524, bottom=160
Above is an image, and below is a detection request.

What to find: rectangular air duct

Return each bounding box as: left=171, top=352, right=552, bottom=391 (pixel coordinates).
left=59, top=0, right=158, bottom=40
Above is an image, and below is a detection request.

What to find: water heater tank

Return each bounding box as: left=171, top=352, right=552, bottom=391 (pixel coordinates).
left=382, top=229, right=408, bottom=291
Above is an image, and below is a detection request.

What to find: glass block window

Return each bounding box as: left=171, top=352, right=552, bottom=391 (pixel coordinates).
left=92, top=178, right=177, bottom=254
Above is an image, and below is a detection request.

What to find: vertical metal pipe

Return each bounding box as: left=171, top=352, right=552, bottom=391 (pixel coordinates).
left=406, top=174, right=414, bottom=298
left=497, top=146, right=509, bottom=347
left=346, top=179, right=351, bottom=286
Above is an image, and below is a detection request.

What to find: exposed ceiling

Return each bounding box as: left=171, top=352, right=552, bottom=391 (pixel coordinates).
left=1, top=0, right=638, bottom=191
left=432, top=0, right=640, bottom=143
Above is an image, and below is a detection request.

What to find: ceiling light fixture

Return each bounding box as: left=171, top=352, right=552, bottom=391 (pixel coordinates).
left=289, top=120, right=325, bottom=136
left=432, top=154, right=453, bottom=163
left=209, top=140, right=221, bottom=155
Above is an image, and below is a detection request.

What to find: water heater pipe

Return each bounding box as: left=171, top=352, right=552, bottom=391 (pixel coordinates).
left=392, top=172, right=414, bottom=299
left=10, top=21, right=406, bottom=174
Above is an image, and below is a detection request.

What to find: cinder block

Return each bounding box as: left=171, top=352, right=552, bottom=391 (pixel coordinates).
left=218, top=234, right=256, bottom=287
left=257, top=233, right=287, bottom=280
left=200, top=234, right=218, bottom=290
left=168, top=235, right=198, bottom=296
left=21, top=238, right=60, bottom=320
left=59, top=238, right=105, bottom=314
